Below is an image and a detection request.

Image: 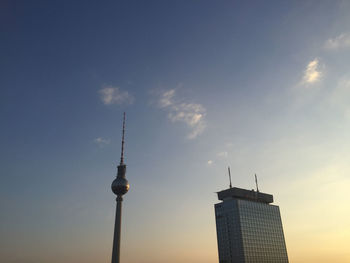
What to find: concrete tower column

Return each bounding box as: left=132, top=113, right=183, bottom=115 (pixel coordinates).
left=112, top=196, right=123, bottom=263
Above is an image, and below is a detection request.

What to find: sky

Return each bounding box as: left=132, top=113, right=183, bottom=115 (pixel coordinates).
left=1, top=1, right=350, bottom=262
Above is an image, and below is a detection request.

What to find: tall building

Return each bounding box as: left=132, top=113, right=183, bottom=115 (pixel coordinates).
left=215, top=178, right=288, bottom=263
left=111, top=113, right=130, bottom=263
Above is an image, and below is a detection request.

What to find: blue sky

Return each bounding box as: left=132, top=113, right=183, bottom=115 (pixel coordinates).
left=1, top=1, right=350, bottom=262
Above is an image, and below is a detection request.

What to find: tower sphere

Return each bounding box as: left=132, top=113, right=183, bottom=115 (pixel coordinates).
left=112, top=177, right=130, bottom=196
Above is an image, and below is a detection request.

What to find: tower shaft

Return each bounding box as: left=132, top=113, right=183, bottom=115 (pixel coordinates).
left=112, top=196, right=123, bottom=263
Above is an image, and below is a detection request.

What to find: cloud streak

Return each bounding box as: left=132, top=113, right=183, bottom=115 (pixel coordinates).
left=217, top=151, right=228, bottom=158
left=94, top=137, right=111, bottom=146
left=99, top=85, right=134, bottom=105
left=158, top=89, right=206, bottom=139
left=324, top=33, right=350, bottom=50
left=302, top=59, right=322, bottom=85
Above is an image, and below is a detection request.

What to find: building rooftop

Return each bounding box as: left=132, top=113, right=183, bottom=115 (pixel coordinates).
left=217, top=187, right=273, bottom=204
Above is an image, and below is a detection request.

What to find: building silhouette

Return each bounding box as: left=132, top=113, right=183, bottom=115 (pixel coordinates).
left=215, top=175, right=288, bottom=263
left=111, top=113, right=130, bottom=263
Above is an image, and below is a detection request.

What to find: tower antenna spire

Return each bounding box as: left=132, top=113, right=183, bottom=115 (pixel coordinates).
left=255, top=174, right=259, bottom=193
left=120, top=112, right=126, bottom=165
left=228, top=166, right=232, bottom=189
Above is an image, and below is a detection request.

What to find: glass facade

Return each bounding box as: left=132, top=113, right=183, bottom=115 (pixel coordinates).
left=215, top=197, right=288, bottom=263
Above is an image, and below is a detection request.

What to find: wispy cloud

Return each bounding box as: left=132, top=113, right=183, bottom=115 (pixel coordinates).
left=159, top=89, right=175, bottom=108
left=291, top=58, right=324, bottom=109
left=302, top=59, right=322, bottom=85
left=324, top=33, right=350, bottom=50
left=157, top=89, right=206, bottom=139
left=217, top=151, right=228, bottom=158
left=94, top=137, right=111, bottom=147
left=99, top=85, right=134, bottom=105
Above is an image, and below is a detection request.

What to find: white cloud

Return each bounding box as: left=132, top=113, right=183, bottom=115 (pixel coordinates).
left=94, top=137, right=111, bottom=146
left=217, top=151, right=228, bottom=158
left=324, top=33, right=350, bottom=50
left=157, top=89, right=206, bottom=139
left=159, top=89, right=175, bottom=108
left=302, top=59, right=322, bottom=84
left=207, top=160, right=213, bottom=165
left=99, top=85, right=134, bottom=105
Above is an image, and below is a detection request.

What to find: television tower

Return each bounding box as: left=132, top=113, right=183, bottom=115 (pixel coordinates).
left=111, top=112, right=130, bottom=263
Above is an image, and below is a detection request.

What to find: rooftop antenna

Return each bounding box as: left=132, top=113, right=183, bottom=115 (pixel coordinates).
left=255, top=173, right=259, bottom=193
left=228, top=166, right=232, bottom=189
left=120, top=112, right=126, bottom=165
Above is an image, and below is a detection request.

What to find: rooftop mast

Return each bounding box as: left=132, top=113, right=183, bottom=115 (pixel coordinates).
left=255, top=174, right=259, bottom=193
left=228, top=166, right=232, bottom=189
